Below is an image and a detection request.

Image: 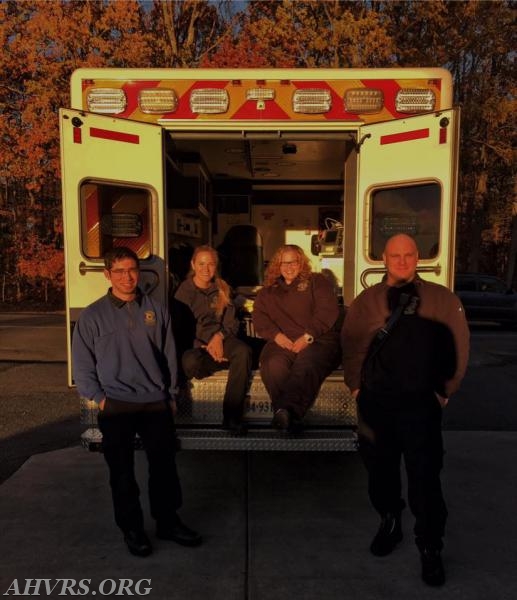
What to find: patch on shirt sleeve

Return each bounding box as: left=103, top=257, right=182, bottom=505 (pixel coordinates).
left=144, top=311, right=157, bottom=326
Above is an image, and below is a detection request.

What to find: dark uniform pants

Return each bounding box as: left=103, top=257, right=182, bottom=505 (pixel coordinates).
left=97, top=399, right=182, bottom=534
left=182, top=337, right=252, bottom=421
left=357, top=389, right=447, bottom=551
left=259, top=332, right=340, bottom=419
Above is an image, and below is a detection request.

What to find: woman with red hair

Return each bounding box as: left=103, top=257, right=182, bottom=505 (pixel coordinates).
left=252, top=244, right=340, bottom=432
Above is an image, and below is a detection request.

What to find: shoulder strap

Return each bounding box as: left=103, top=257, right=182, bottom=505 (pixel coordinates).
left=375, top=293, right=410, bottom=342
left=365, top=292, right=414, bottom=364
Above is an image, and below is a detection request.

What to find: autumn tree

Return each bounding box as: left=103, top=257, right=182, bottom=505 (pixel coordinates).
left=379, top=0, right=516, bottom=282
left=0, top=0, right=515, bottom=305
left=207, top=0, right=516, bottom=284
left=0, top=0, right=237, bottom=306
left=0, top=0, right=157, bottom=305
left=17, top=229, right=65, bottom=304
left=146, top=0, right=237, bottom=67
left=0, top=0, right=155, bottom=193
left=205, top=0, right=395, bottom=68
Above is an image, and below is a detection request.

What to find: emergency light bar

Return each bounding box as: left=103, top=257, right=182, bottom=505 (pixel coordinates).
left=395, top=89, right=436, bottom=113
left=345, top=89, right=384, bottom=113
left=190, top=89, right=229, bottom=114
left=86, top=88, right=126, bottom=114
left=138, top=89, right=178, bottom=114
left=83, top=81, right=438, bottom=118
left=293, top=89, right=332, bottom=114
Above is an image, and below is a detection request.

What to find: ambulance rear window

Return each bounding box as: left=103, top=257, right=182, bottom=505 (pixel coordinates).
left=80, top=181, right=152, bottom=259
left=369, top=182, right=441, bottom=260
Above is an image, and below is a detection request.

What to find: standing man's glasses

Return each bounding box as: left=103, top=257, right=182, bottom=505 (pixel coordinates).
left=110, top=268, right=139, bottom=277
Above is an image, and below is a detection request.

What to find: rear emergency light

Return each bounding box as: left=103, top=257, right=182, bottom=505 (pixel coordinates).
left=86, top=88, right=127, bottom=114
left=246, top=88, right=275, bottom=101
left=293, top=89, right=332, bottom=114
left=190, top=89, right=229, bottom=114
left=138, top=89, right=178, bottom=113
left=395, top=88, right=436, bottom=113
left=344, top=88, right=384, bottom=113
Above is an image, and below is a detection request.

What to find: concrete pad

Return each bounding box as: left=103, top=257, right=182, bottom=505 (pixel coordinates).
left=0, top=448, right=247, bottom=599
left=1, top=433, right=516, bottom=599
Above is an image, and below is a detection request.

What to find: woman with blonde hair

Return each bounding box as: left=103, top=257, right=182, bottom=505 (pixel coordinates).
left=174, top=245, right=252, bottom=432
left=252, top=244, right=341, bottom=432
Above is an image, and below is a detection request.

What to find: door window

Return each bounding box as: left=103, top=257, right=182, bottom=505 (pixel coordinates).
left=80, top=181, right=152, bottom=259
left=369, top=182, right=441, bottom=260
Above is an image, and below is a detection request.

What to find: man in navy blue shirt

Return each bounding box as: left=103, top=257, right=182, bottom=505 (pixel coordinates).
left=73, top=247, right=201, bottom=557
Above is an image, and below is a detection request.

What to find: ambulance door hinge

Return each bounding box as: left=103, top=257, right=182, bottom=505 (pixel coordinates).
left=355, top=133, right=371, bottom=153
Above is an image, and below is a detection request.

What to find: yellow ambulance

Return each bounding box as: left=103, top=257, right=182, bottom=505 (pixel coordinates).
left=60, top=68, right=459, bottom=450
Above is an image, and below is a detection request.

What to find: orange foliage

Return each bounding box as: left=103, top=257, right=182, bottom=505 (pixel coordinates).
left=17, top=233, right=64, bottom=288
left=204, top=0, right=395, bottom=68
left=0, top=0, right=154, bottom=191
left=0, top=0, right=515, bottom=286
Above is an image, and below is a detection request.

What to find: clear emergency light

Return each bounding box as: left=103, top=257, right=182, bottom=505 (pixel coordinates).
left=86, top=88, right=126, bottom=114
left=395, top=89, right=436, bottom=113
left=138, top=89, right=178, bottom=113
left=344, top=89, right=384, bottom=113
left=293, top=89, right=332, bottom=114
left=246, top=88, right=275, bottom=101
left=190, top=89, right=229, bottom=114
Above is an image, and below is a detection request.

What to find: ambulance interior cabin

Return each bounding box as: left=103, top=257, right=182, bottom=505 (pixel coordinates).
left=165, top=133, right=348, bottom=300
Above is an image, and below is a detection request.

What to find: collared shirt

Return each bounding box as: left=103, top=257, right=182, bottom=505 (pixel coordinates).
left=72, top=288, right=177, bottom=404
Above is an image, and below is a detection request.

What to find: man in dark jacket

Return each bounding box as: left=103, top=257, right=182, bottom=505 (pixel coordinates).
left=341, top=234, right=469, bottom=586
left=72, top=247, right=201, bottom=557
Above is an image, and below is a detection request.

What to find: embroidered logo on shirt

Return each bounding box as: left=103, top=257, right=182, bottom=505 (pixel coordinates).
left=144, top=311, right=157, bottom=326
left=297, top=281, right=309, bottom=292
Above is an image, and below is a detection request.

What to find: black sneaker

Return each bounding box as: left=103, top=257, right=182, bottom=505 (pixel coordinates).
left=370, top=513, right=403, bottom=556
left=420, top=548, right=445, bottom=586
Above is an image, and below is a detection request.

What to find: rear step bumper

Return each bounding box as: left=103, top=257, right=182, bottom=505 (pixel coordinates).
left=80, top=369, right=357, bottom=452
left=81, top=426, right=358, bottom=452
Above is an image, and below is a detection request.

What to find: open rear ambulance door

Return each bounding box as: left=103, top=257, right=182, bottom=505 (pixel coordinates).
left=348, top=108, right=460, bottom=297
left=60, top=109, right=166, bottom=384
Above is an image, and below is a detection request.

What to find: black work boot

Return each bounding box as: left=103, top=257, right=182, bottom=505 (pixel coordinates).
left=370, top=513, right=403, bottom=556
left=420, top=548, right=445, bottom=586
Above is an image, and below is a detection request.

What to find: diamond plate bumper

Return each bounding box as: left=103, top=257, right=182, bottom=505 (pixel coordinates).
left=80, top=370, right=357, bottom=451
